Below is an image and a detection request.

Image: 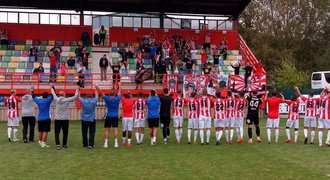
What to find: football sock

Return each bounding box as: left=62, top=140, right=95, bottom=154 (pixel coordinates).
left=311, top=131, right=315, bottom=143
left=188, top=129, right=191, bottom=142
left=179, top=128, right=182, bottom=139
left=215, top=131, right=219, bottom=141
left=225, top=130, right=229, bottom=142
left=294, top=130, right=298, bottom=142
left=122, top=137, right=126, bottom=142
left=194, top=130, right=198, bottom=142
left=114, top=138, right=118, bottom=145
left=327, top=130, right=330, bottom=143
left=230, top=129, right=234, bottom=141
left=240, top=127, right=244, bottom=139
left=153, top=136, right=156, bottom=143
left=248, top=128, right=252, bottom=139
left=135, top=133, right=140, bottom=143
left=286, top=128, right=290, bottom=140
left=7, top=127, right=12, bottom=139
left=206, top=129, right=210, bottom=143
left=175, top=129, right=179, bottom=142
left=13, top=129, right=18, bottom=140
left=128, top=139, right=131, bottom=144
left=304, top=129, right=308, bottom=138
left=219, top=130, right=223, bottom=140
left=319, top=131, right=323, bottom=145
left=236, top=128, right=240, bottom=140
left=166, top=127, right=170, bottom=137
left=256, top=126, right=260, bottom=136
left=275, top=129, right=279, bottom=143
left=140, top=133, right=144, bottom=142
left=200, top=130, right=204, bottom=143
left=162, top=128, right=166, bottom=139
left=267, top=128, right=271, bottom=142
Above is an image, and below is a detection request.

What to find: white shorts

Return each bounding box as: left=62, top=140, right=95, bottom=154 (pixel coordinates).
left=318, top=119, right=330, bottom=129
left=134, top=118, right=145, bottom=128
left=267, top=118, right=280, bottom=128
left=225, top=117, right=235, bottom=128
left=7, top=117, right=19, bottom=127
left=173, top=116, right=183, bottom=128
left=122, top=118, right=134, bottom=131
left=188, top=118, right=199, bottom=129
left=235, top=117, right=244, bottom=128
left=286, top=119, right=299, bottom=129
left=304, top=117, right=316, bottom=128
left=214, top=119, right=226, bottom=128
left=199, top=115, right=212, bottom=129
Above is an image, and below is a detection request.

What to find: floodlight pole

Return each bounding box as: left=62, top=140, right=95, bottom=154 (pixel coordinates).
left=160, top=12, right=164, bottom=28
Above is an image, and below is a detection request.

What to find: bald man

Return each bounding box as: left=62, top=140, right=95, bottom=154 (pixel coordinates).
left=22, top=87, right=37, bottom=143
left=51, top=84, right=79, bottom=150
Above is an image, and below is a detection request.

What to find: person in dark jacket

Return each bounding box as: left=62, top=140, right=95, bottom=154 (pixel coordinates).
left=99, top=54, right=109, bottom=81
left=67, top=56, right=75, bottom=69
left=231, top=62, right=241, bottom=75
left=75, top=45, right=83, bottom=61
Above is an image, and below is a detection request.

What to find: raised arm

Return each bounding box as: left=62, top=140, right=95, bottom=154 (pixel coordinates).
left=65, top=87, right=80, bottom=102
left=50, top=84, right=59, bottom=100
left=95, top=84, right=105, bottom=97
left=294, top=86, right=302, bottom=97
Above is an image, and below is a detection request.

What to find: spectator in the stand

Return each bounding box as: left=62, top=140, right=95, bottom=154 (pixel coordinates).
left=48, top=50, right=60, bottom=82
left=82, top=48, right=90, bottom=70
left=99, top=25, right=107, bottom=46
left=219, top=41, right=228, bottom=60
left=75, top=45, right=83, bottom=61
left=204, top=32, right=211, bottom=49
left=243, top=65, right=253, bottom=88
left=136, top=60, right=144, bottom=71
left=162, top=42, right=171, bottom=69
left=33, top=63, right=44, bottom=76
left=29, top=46, right=38, bottom=62
left=60, top=61, right=67, bottom=75
left=185, top=58, right=194, bottom=74
left=190, top=49, right=198, bottom=70
left=200, top=49, right=207, bottom=68
left=81, top=30, right=90, bottom=47
left=118, top=49, right=128, bottom=70
left=67, top=56, right=75, bottom=69
left=158, top=58, right=167, bottom=83
left=213, top=50, right=220, bottom=73
left=150, top=45, right=158, bottom=68
left=111, top=61, right=121, bottom=89
left=231, top=62, right=241, bottom=76
left=50, top=44, right=62, bottom=68
left=77, top=61, right=86, bottom=88
left=99, top=54, right=109, bottom=81
left=203, top=62, right=212, bottom=75
left=127, top=42, right=135, bottom=58
left=0, top=28, right=8, bottom=46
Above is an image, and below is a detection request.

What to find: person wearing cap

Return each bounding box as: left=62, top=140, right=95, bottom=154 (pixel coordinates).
left=99, top=54, right=109, bottom=81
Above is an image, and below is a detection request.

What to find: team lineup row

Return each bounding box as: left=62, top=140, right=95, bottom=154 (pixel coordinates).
left=1, top=84, right=330, bottom=149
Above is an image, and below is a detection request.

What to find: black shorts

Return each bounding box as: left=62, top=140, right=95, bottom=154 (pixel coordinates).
left=38, top=120, right=51, bottom=132
left=148, top=118, right=159, bottom=128
left=104, top=116, right=118, bottom=128
left=246, top=115, right=259, bottom=126
left=160, top=115, right=171, bottom=126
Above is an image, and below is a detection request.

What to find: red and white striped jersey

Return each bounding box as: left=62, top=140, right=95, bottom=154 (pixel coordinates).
left=173, top=97, right=185, bottom=117
left=226, top=98, right=235, bottom=118
left=286, top=100, right=300, bottom=120
left=235, top=98, right=246, bottom=118
left=213, top=98, right=226, bottom=120
left=187, top=99, right=199, bottom=119
left=319, top=96, right=330, bottom=120
left=134, top=98, right=146, bottom=119
left=199, top=96, right=213, bottom=117
left=5, top=96, right=22, bottom=118
left=301, top=96, right=318, bottom=117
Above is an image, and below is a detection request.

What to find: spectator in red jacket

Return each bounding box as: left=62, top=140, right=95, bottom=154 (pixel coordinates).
left=48, top=50, right=60, bottom=82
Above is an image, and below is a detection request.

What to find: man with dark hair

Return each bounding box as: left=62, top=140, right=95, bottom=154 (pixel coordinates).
left=51, top=84, right=79, bottom=150
left=134, top=92, right=146, bottom=144
left=99, top=54, right=109, bottom=81
left=4, top=90, right=22, bottom=142
left=284, top=95, right=300, bottom=144
left=159, top=88, right=173, bottom=144
left=225, top=91, right=235, bottom=144
left=265, top=90, right=284, bottom=143
left=187, top=92, right=199, bottom=144
left=213, top=91, right=226, bottom=145
left=22, top=87, right=36, bottom=143
left=235, top=91, right=246, bottom=143
left=198, top=89, right=213, bottom=145
left=173, top=90, right=185, bottom=144
left=121, top=91, right=136, bottom=147
left=33, top=89, right=54, bottom=148
left=96, top=85, right=121, bottom=148
left=246, top=90, right=262, bottom=144
left=79, top=90, right=98, bottom=149
left=147, top=90, right=160, bottom=145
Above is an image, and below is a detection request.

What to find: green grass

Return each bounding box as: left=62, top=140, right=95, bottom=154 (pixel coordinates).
left=0, top=119, right=329, bottom=179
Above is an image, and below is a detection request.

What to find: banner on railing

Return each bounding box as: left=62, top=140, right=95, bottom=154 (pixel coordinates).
left=183, top=75, right=208, bottom=98
left=229, top=74, right=266, bottom=92
left=207, top=74, right=229, bottom=96
left=167, top=75, right=178, bottom=93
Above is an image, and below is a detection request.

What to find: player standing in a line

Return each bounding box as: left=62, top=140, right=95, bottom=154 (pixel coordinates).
left=159, top=88, right=173, bottom=144
left=284, top=95, right=300, bottom=144
left=173, top=91, right=185, bottom=144
left=121, top=91, right=136, bottom=147
left=235, top=91, right=246, bottom=143
left=96, top=85, right=121, bottom=148
left=213, top=91, right=226, bottom=145
left=265, top=90, right=284, bottom=143
left=4, top=90, right=22, bottom=142
left=317, top=88, right=330, bottom=147
left=295, top=87, right=319, bottom=144
left=187, top=92, right=199, bottom=144
left=134, top=92, right=146, bottom=145
left=198, top=89, right=213, bottom=145
left=147, top=90, right=161, bottom=145
left=225, top=91, right=235, bottom=144
left=246, top=91, right=262, bottom=144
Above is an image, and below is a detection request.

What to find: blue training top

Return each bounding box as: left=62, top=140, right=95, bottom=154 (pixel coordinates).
left=80, top=97, right=98, bottom=122
left=34, top=96, right=53, bottom=121
left=103, top=95, right=121, bottom=118
left=147, top=96, right=160, bottom=118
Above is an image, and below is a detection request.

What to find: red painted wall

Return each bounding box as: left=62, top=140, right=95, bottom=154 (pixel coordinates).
left=0, top=23, right=92, bottom=41
left=109, top=27, right=239, bottom=50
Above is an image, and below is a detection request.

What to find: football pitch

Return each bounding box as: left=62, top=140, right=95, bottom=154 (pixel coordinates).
left=0, top=119, right=329, bottom=180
